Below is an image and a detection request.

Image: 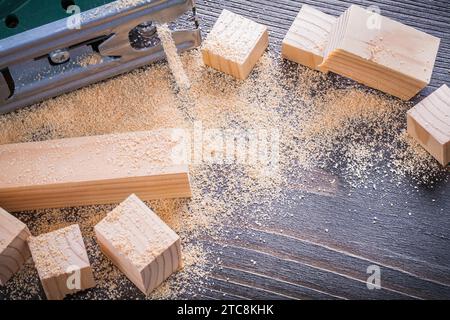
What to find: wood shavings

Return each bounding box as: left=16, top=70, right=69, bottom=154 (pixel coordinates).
left=157, top=24, right=191, bottom=90
left=0, top=47, right=448, bottom=299
left=78, top=53, right=103, bottom=67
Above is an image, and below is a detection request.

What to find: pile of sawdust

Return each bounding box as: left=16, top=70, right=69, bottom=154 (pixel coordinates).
left=0, top=47, right=447, bottom=299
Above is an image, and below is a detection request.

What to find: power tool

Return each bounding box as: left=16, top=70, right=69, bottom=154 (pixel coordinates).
left=0, top=0, right=201, bottom=114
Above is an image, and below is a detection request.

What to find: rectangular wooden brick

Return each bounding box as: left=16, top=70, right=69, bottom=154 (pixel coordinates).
left=0, top=129, right=191, bottom=212
left=320, top=5, right=440, bottom=100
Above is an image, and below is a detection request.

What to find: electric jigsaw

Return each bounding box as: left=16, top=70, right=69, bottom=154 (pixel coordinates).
left=0, top=0, right=201, bottom=114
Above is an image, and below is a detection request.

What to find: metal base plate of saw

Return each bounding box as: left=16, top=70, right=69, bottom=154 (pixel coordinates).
left=0, top=0, right=201, bottom=114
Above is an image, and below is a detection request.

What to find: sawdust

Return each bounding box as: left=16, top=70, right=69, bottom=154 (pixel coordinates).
left=78, top=53, right=103, bottom=67
left=0, top=47, right=448, bottom=299
left=202, top=9, right=267, bottom=63
left=157, top=24, right=191, bottom=90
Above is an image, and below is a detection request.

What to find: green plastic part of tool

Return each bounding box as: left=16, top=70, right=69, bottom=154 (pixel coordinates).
left=0, top=0, right=117, bottom=40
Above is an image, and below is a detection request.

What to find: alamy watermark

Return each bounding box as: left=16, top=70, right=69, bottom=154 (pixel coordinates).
left=66, top=5, right=81, bottom=30
left=170, top=121, right=280, bottom=173
left=66, top=265, right=82, bottom=290
left=365, top=5, right=382, bottom=30
left=366, top=264, right=382, bottom=290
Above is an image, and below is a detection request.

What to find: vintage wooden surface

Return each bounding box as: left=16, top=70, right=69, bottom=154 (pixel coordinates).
left=192, top=0, right=450, bottom=300
left=0, top=0, right=449, bottom=300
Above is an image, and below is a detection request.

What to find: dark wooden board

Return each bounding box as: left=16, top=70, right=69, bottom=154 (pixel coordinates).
left=192, top=0, right=450, bottom=300
left=1, top=0, right=449, bottom=300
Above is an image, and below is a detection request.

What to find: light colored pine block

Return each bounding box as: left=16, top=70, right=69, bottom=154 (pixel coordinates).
left=0, top=208, right=31, bottom=285
left=320, top=5, right=440, bottom=100
left=282, top=4, right=336, bottom=72
left=407, top=84, right=450, bottom=166
left=0, top=129, right=191, bottom=212
left=28, top=224, right=95, bottom=300
left=94, top=194, right=182, bottom=295
left=201, top=9, right=269, bottom=80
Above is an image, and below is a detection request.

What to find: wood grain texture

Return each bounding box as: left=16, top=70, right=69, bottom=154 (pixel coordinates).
left=0, top=129, right=192, bottom=211
left=1, top=0, right=449, bottom=301
left=193, top=0, right=450, bottom=300
left=202, top=9, right=269, bottom=79
left=320, top=4, right=440, bottom=100
left=282, top=4, right=336, bottom=72
left=94, top=194, right=182, bottom=295
left=28, top=224, right=95, bottom=300
left=407, top=84, right=450, bottom=166
left=0, top=208, right=31, bottom=285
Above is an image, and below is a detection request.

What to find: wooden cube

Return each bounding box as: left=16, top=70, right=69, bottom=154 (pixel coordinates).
left=282, top=4, right=336, bottom=72
left=407, top=84, right=450, bottom=166
left=201, top=9, right=269, bottom=80
left=0, top=208, right=31, bottom=285
left=320, top=5, right=440, bottom=100
left=28, top=224, right=95, bottom=300
left=94, top=194, right=182, bottom=295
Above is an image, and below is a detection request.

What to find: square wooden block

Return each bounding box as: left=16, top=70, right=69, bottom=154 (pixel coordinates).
left=94, top=194, right=182, bottom=295
left=282, top=4, right=336, bottom=72
left=201, top=9, right=269, bottom=80
left=407, top=84, right=450, bottom=166
left=28, top=224, right=95, bottom=300
left=0, top=208, right=31, bottom=285
left=320, top=5, right=440, bottom=100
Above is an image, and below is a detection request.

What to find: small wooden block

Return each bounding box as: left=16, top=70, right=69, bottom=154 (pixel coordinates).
left=201, top=9, right=269, bottom=80
left=282, top=4, right=336, bottom=72
left=28, top=224, right=95, bottom=300
left=0, top=129, right=191, bottom=212
left=320, top=5, right=440, bottom=100
left=407, top=84, right=450, bottom=166
left=0, top=208, right=31, bottom=285
left=94, top=194, right=182, bottom=295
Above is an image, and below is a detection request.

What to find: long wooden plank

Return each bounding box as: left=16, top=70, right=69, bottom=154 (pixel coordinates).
left=0, top=130, right=191, bottom=211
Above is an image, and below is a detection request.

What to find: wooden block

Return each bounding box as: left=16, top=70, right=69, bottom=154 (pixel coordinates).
left=28, top=224, right=95, bottom=300
left=0, top=208, right=31, bottom=285
left=0, top=129, right=191, bottom=212
left=407, top=84, right=450, bottom=166
left=94, top=194, right=182, bottom=295
left=201, top=9, right=269, bottom=80
left=320, top=5, right=440, bottom=100
left=282, top=4, right=336, bottom=72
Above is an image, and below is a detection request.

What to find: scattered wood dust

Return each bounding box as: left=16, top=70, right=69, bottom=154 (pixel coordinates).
left=157, top=24, right=191, bottom=90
